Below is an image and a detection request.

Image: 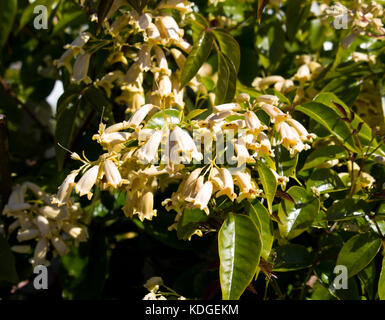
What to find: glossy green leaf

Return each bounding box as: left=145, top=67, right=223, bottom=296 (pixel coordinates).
left=55, top=91, right=83, bottom=171
left=336, top=233, right=382, bottom=278
left=278, top=186, right=320, bottom=239
left=324, top=199, right=365, bottom=221
left=314, top=92, right=373, bottom=146
left=185, top=109, right=208, bottom=121
left=0, top=0, right=17, bottom=47
left=180, top=31, right=213, bottom=88
left=257, top=161, right=277, bottom=214
left=286, top=0, right=311, bottom=41
left=306, top=168, right=346, bottom=194
left=215, top=51, right=237, bottom=105
left=296, top=102, right=358, bottom=152
left=358, top=261, right=377, bottom=300
left=379, top=256, right=385, bottom=300
left=145, top=109, right=180, bottom=129
left=0, top=235, right=19, bottom=283
left=248, top=201, right=274, bottom=260
left=212, top=29, right=240, bottom=71
left=218, top=214, right=262, bottom=300
left=275, top=145, right=298, bottom=178
left=273, top=244, right=312, bottom=272
left=301, top=145, right=347, bottom=172
left=177, top=208, right=208, bottom=241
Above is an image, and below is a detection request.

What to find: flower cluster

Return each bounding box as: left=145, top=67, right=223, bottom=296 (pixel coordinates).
left=56, top=0, right=198, bottom=113
left=325, top=1, right=385, bottom=48
left=54, top=93, right=315, bottom=236
left=252, top=54, right=322, bottom=105
left=2, top=182, right=88, bottom=266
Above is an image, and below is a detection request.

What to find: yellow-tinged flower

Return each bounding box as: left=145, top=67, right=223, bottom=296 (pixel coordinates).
left=64, top=32, right=91, bottom=57
left=170, top=48, right=186, bottom=69
left=154, top=46, right=171, bottom=75
left=157, top=0, right=193, bottom=15
left=17, top=229, right=40, bottom=242
left=256, top=132, right=274, bottom=157
left=39, top=205, right=67, bottom=220
left=210, top=167, right=236, bottom=201
left=170, top=126, right=203, bottom=163
left=157, top=73, right=173, bottom=97
left=104, top=159, right=122, bottom=188
left=137, top=43, right=153, bottom=71
left=255, top=95, right=279, bottom=106
left=155, top=15, right=183, bottom=43
left=294, top=64, right=311, bottom=83
left=213, top=103, right=240, bottom=113
left=75, top=165, right=100, bottom=200
left=56, top=49, right=74, bottom=73
left=33, top=238, right=49, bottom=266
left=260, top=103, right=289, bottom=123
left=286, top=118, right=316, bottom=142
left=137, top=129, right=163, bottom=164
left=145, top=22, right=162, bottom=43
left=95, top=71, right=124, bottom=97
left=245, top=110, right=267, bottom=134
left=51, top=236, right=69, bottom=256
left=276, top=121, right=309, bottom=154
left=192, top=181, right=213, bottom=215
left=11, top=245, right=32, bottom=254
left=234, top=143, right=255, bottom=166
left=234, top=170, right=261, bottom=202
left=36, top=215, right=50, bottom=237
left=52, top=170, right=78, bottom=206
left=72, top=52, right=92, bottom=84
left=138, top=189, right=157, bottom=221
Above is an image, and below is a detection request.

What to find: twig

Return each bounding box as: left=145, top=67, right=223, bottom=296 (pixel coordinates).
left=0, top=76, right=54, bottom=142
left=0, top=115, right=12, bottom=208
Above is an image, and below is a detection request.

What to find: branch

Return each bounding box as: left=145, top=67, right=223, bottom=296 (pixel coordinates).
left=0, top=76, right=54, bottom=142
left=0, top=115, right=12, bottom=208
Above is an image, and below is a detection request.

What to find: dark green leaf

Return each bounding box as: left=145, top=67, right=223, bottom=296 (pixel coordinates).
left=278, top=186, right=320, bottom=239
left=212, top=29, right=240, bottom=71
left=145, top=108, right=180, bottom=129
left=257, top=161, right=277, bottom=214
left=0, top=235, right=19, bottom=283
left=296, top=102, right=358, bottom=152
left=273, top=244, right=312, bottom=272
left=306, top=168, right=346, bottom=194
left=180, top=31, right=213, bottom=88
left=379, top=256, right=385, bottom=300
left=248, top=201, right=274, bottom=260
left=218, top=214, right=262, bottom=300
left=301, top=145, right=347, bottom=172
left=336, top=233, right=382, bottom=278
left=215, top=52, right=237, bottom=105
left=0, top=0, right=17, bottom=47
left=324, top=199, right=365, bottom=221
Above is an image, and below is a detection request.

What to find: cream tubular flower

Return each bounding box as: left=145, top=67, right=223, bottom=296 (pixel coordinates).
left=256, top=132, right=273, bottom=157
left=72, top=52, right=92, bottom=84
left=137, top=189, right=157, bottom=221
left=170, top=48, right=186, bottom=69
left=64, top=32, right=91, bottom=57
left=245, top=110, right=267, bottom=134
left=137, top=129, right=163, bottom=164
left=170, top=126, right=203, bottom=163
left=286, top=118, right=316, bottom=142
left=33, top=238, right=49, bottom=265
left=157, top=74, right=173, bottom=97
left=154, top=46, right=171, bottom=75
left=51, top=236, right=69, bottom=256
left=157, top=0, right=193, bottom=15
left=294, top=64, right=311, bottom=83
left=137, top=43, right=153, bottom=71
left=155, top=16, right=183, bottom=43
left=192, top=181, right=213, bottom=215
left=260, top=104, right=289, bottom=123
left=75, top=165, right=100, bottom=200
left=17, top=229, right=39, bottom=242
left=234, top=170, right=260, bottom=202
left=213, top=103, right=240, bottom=113
left=36, top=215, right=51, bottom=237
left=182, top=168, right=203, bottom=198
left=56, top=49, right=74, bottom=73
left=104, top=159, right=122, bottom=188
left=255, top=95, right=279, bottom=106
left=52, top=170, right=78, bottom=206
left=211, top=167, right=236, bottom=201
left=146, top=23, right=162, bottom=43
